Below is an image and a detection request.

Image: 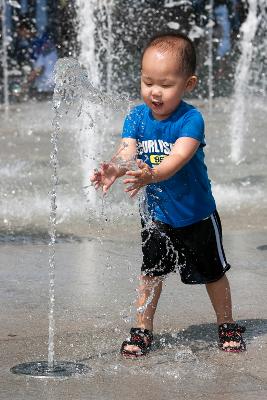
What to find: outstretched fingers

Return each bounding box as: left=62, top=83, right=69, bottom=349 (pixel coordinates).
left=128, top=188, right=140, bottom=198
left=100, top=162, right=110, bottom=170
left=90, top=169, right=102, bottom=188
left=124, top=183, right=140, bottom=193
left=125, top=170, right=142, bottom=177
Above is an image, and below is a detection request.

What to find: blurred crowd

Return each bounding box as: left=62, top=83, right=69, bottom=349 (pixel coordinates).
left=12, top=18, right=57, bottom=99
left=0, top=0, right=77, bottom=102
left=0, top=0, right=248, bottom=102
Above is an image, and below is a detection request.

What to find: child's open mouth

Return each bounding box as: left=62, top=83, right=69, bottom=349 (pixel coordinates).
left=151, top=100, right=163, bottom=109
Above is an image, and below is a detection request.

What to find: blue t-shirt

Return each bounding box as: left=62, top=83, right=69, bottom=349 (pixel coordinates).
left=121, top=100, right=216, bottom=228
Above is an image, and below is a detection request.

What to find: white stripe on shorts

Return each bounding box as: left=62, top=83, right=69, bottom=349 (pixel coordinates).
left=210, top=213, right=226, bottom=268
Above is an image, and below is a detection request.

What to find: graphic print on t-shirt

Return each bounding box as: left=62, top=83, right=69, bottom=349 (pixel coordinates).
left=137, top=139, right=173, bottom=165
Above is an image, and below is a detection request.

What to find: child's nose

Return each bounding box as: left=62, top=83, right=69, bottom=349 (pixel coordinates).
left=151, top=86, right=162, bottom=97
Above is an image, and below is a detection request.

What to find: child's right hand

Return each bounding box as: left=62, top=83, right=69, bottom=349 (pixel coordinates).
left=90, top=162, right=119, bottom=194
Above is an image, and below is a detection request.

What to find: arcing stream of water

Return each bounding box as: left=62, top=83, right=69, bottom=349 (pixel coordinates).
left=11, top=57, right=130, bottom=377
left=47, top=58, right=129, bottom=371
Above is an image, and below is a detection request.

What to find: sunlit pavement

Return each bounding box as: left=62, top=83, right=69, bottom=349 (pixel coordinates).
left=1, top=99, right=266, bottom=399
left=0, top=226, right=266, bottom=399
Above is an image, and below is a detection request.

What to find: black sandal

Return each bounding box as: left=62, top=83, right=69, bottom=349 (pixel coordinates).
left=218, top=323, right=246, bottom=353
left=120, top=327, right=153, bottom=358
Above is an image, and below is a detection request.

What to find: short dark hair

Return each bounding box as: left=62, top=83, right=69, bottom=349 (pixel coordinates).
left=141, top=32, right=196, bottom=76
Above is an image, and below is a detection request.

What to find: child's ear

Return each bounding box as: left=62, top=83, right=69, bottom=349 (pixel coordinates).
left=186, top=75, right=197, bottom=92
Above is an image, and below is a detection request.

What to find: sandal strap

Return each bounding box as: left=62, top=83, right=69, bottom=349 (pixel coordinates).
left=218, top=323, right=246, bottom=351
left=121, top=327, right=153, bottom=355
left=219, top=332, right=244, bottom=343
left=218, top=323, right=246, bottom=335
left=130, top=327, right=153, bottom=342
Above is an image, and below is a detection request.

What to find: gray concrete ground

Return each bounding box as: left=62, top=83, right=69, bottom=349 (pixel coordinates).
left=1, top=99, right=267, bottom=399
left=0, top=224, right=266, bottom=400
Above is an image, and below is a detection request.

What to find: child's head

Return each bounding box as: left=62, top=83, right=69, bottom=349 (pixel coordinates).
left=141, top=32, right=197, bottom=120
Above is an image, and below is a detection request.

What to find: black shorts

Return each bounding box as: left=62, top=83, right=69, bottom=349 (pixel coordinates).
left=141, top=210, right=231, bottom=284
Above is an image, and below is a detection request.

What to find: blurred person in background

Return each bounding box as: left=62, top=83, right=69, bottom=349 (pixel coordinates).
left=26, top=33, right=58, bottom=99
left=192, top=1, right=246, bottom=58
left=13, top=17, right=57, bottom=100
left=230, top=0, right=247, bottom=35
left=214, top=0, right=232, bottom=59
left=14, top=17, right=38, bottom=68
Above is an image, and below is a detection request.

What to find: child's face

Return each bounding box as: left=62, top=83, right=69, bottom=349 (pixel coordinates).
left=141, top=47, right=196, bottom=120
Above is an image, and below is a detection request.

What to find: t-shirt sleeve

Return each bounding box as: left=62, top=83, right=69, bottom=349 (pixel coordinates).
left=180, top=109, right=205, bottom=146
left=121, top=106, right=143, bottom=139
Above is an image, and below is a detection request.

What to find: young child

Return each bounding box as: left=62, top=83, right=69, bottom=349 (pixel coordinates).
left=91, top=32, right=246, bottom=357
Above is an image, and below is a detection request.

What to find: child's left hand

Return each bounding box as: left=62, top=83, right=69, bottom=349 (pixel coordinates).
left=123, top=159, right=154, bottom=197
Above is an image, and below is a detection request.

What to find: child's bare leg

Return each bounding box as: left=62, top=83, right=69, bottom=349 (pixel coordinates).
left=136, top=275, right=163, bottom=330
left=206, top=274, right=233, bottom=324
left=206, top=274, right=240, bottom=348
left=123, top=275, right=162, bottom=353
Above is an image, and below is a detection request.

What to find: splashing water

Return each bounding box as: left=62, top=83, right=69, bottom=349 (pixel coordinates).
left=47, top=57, right=130, bottom=368
left=136, top=282, right=158, bottom=315
left=229, top=0, right=262, bottom=163
left=53, top=58, right=129, bottom=113
left=47, top=114, right=59, bottom=369
left=1, top=0, right=9, bottom=115
left=76, top=0, right=99, bottom=85
left=207, top=0, right=214, bottom=113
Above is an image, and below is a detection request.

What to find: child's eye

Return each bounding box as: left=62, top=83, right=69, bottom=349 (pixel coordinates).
left=144, top=82, right=152, bottom=86
left=162, top=84, right=172, bottom=88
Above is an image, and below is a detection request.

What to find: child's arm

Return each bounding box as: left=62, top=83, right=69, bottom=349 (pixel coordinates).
left=123, top=137, right=200, bottom=197
left=90, top=138, right=137, bottom=194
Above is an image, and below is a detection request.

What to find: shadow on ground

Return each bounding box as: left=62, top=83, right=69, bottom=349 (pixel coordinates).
left=77, top=319, right=267, bottom=362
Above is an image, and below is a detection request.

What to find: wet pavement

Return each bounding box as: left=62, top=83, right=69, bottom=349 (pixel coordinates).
left=1, top=98, right=267, bottom=398
left=0, top=225, right=267, bottom=399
